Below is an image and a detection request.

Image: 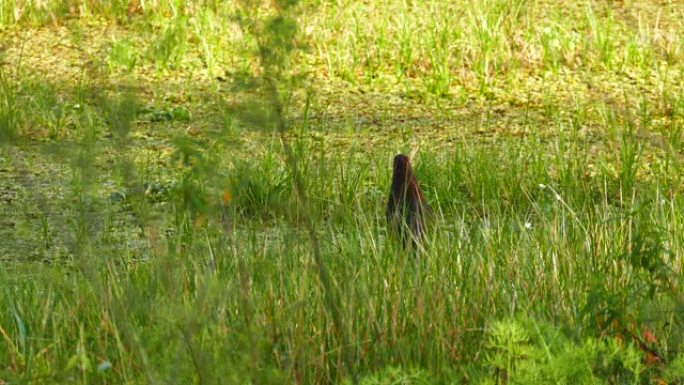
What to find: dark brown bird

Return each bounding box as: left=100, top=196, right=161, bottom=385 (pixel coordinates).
left=386, top=154, right=431, bottom=250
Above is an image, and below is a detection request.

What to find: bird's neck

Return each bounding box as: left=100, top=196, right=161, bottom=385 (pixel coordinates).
left=392, top=174, right=418, bottom=199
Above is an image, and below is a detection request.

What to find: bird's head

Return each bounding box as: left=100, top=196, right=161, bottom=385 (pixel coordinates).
left=393, top=154, right=411, bottom=175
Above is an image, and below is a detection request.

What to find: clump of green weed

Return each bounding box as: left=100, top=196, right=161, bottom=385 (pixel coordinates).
left=228, top=155, right=292, bottom=219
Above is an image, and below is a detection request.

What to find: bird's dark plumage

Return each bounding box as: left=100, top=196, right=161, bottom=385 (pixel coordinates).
left=386, top=154, right=431, bottom=250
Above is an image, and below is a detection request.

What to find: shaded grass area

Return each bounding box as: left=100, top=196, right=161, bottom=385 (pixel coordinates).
left=1, top=0, right=684, bottom=383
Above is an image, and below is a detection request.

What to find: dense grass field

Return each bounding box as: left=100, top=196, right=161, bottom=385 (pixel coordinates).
left=1, top=0, right=684, bottom=383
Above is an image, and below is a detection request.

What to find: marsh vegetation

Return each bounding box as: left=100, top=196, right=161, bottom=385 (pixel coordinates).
left=1, top=1, right=684, bottom=383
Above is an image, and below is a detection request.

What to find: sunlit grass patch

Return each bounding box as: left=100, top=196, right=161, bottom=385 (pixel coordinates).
left=1, top=0, right=684, bottom=383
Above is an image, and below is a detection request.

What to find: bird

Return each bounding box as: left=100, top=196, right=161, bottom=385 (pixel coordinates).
left=386, top=154, right=432, bottom=251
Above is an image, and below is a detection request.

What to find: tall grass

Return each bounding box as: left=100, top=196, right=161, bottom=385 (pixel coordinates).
left=1, top=0, right=684, bottom=384
left=2, top=126, right=683, bottom=382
